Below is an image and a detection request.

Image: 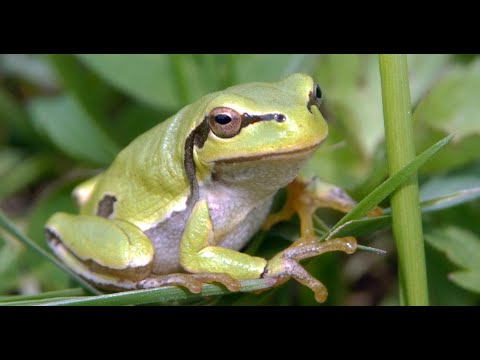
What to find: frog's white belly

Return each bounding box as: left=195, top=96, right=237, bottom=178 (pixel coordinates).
left=144, top=189, right=274, bottom=275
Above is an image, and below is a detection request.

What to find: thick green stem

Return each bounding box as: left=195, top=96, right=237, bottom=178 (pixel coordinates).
left=379, top=54, right=429, bottom=305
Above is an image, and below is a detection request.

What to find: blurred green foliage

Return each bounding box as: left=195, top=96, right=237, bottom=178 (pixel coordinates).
left=0, top=54, right=479, bottom=305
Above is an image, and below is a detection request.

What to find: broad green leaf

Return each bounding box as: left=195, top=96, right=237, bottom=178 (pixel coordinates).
left=312, top=55, right=455, bottom=188
left=449, top=271, right=480, bottom=293
left=190, top=54, right=243, bottom=90
left=0, top=87, right=37, bottom=142
left=0, top=54, right=57, bottom=89
left=414, top=60, right=480, bottom=141
left=302, top=126, right=367, bottom=189
left=111, top=102, right=167, bottom=146
left=425, top=245, right=478, bottom=305
left=0, top=153, right=52, bottom=200
left=408, top=54, right=452, bottom=105
left=235, top=54, right=315, bottom=83
left=420, top=162, right=480, bottom=200
left=0, top=237, right=22, bottom=294
left=78, top=54, right=179, bottom=109
left=415, top=126, right=480, bottom=173
left=168, top=54, right=220, bottom=103
left=420, top=188, right=480, bottom=213
left=315, top=54, right=362, bottom=95
left=78, top=55, right=212, bottom=109
left=46, top=54, right=120, bottom=125
left=424, top=226, right=480, bottom=270
left=28, top=95, right=119, bottom=165
left=419, top=162, right=480, bottom=211
left=315, top=54, right=384, bottom=160
left=0, top=241, right=21, bottom=276
left=0, top=148, right=23, bottom=175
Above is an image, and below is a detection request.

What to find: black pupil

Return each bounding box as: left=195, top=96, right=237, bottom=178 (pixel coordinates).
left=315, top=84, right=322, bottom=99
left=215, top=114, right=232, bottom=125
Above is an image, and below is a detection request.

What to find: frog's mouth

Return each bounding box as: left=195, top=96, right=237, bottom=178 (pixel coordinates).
left=214, top=139, right=324, bottom=164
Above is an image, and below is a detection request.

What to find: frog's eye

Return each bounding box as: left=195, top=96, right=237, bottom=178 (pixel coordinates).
left=307, top=83, right=323, bottom=113
left=314, top=83, right=322, bottom=101
left=208, top=107, right=242, bottom=139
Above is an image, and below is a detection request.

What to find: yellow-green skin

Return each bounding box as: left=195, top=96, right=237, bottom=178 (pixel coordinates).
left=46, top=73, right=328, bottom=289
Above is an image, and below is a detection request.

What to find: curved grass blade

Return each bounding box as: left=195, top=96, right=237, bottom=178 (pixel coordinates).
left=41, top=279, right=273, bottom=306
left=0, top=288, right=84, bottom=303
left=323, top=134, right=453, bottom=241
left=327, top=180, right=476, bottom=239
left=420, top=187, right=480, bottom=213
left=1, top=297, right=87, bottom=306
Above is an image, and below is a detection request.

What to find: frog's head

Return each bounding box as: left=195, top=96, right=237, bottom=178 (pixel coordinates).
left=192, top=73, right=328, bottom=187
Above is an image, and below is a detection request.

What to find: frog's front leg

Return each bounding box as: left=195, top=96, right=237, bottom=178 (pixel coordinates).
left=263, top=236, right=357, bottom=302
left=178, top=200, right=267, bottom=289
left=259, top=176, right=383, bottom=302
left=177, top=200, right=356, bottom=303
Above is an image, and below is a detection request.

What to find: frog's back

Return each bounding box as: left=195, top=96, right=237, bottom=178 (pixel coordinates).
left=80, top=107, right=196, bottom=231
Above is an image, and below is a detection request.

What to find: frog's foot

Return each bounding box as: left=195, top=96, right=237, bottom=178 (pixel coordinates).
left=262, top=236, right=357, bottom=303
left=189, top=273, right=241, bottom=292
left=262, top=177, right=382, bottom=242
left=137, top=273, right=241, bottom=294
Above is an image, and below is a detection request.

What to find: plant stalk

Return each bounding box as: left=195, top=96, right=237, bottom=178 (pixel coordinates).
left=378, top=54, right=429, bottom=305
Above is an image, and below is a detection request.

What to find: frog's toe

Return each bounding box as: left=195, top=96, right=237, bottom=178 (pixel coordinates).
left=263, top=237, right=358, bottom=303
left=263, top=254, right=328, bottom=303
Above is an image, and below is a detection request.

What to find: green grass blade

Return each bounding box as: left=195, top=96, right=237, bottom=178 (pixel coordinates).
left=0, top=154, right=52, bottom=200
left=0, top=288, right=84, bottom=303
left=324, top=133, right=453, bottom=241
left=419, top=188, right=480, bottom=213
left=331, top=186, right=479, bottom=239
left=40, top=279, right=273, bottom=306
left=1, top=297, right=87, bottom=306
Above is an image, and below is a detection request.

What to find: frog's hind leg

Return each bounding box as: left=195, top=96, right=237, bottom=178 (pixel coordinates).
left=46, top=213, right=158, bottom=290
left=262, top=176, right=383, bottom=246
left=46, top=212, right=245, bottom=294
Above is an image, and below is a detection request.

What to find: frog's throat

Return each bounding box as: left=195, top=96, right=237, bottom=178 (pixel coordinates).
left=183, top=114, right=323, bottom=204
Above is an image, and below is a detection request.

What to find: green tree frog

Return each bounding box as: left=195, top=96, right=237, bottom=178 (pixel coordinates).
left=46, top=73, right=369, bottom=303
